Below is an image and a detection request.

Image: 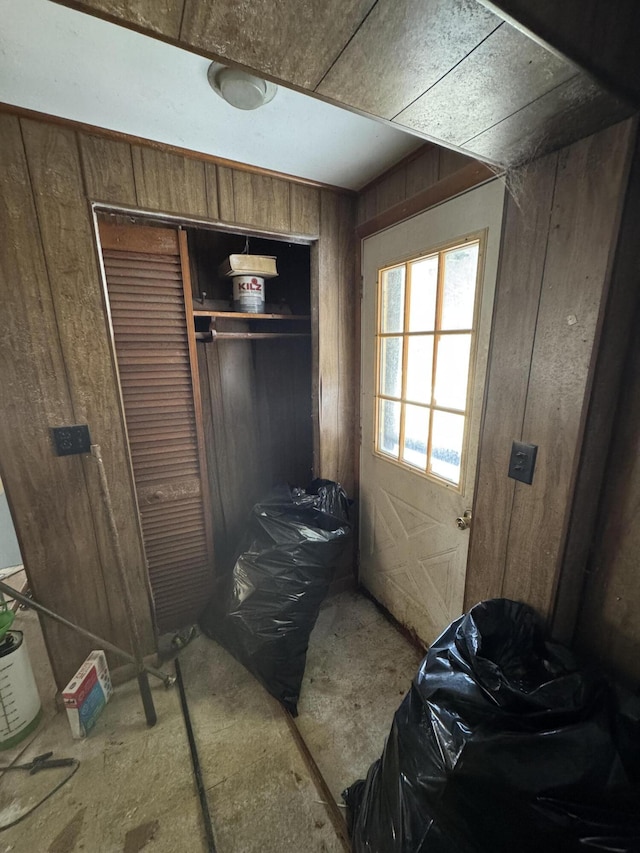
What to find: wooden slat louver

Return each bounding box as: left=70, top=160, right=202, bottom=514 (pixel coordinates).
left=99, top=222, right=213, bottom=632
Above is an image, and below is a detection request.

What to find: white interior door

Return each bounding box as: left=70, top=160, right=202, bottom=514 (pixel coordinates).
left=359, top=180, right=504, bottom=645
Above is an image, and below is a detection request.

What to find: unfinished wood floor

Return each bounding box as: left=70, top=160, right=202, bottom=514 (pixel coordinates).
left=0, top=592, right=422, bottom=852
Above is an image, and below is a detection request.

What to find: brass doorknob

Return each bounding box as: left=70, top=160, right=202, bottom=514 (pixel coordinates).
left=456, top=510, right=472, bottom=530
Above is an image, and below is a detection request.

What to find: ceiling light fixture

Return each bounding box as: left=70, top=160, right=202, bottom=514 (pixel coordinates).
left=207, top=62, right=277, bottom=111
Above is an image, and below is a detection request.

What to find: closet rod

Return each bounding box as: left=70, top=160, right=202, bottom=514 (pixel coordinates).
left=195, top=331, right=310, bottom=342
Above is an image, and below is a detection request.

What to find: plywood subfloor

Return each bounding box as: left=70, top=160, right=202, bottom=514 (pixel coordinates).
left=0, top=591, right=423, bottom=852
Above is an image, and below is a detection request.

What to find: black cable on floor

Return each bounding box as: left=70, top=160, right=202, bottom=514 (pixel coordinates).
left=174, top=657, right=217, bottom=853
left=0, top=758, right=80, bottom=831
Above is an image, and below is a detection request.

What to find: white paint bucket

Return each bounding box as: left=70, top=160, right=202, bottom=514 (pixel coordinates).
left=0, top=632, right=42, bottom=750
left=232, top=274, right=265, bottom=314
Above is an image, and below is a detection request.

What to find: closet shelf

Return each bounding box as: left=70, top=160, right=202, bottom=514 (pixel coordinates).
left=194, top=309, right=311, bottom=342
left=193, top=310, right=310, bottom=321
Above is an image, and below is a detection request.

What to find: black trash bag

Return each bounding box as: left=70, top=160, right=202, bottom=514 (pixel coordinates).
left=342, top=598, right=640, bottom=853
left=200, top=480, right=351, bottom=716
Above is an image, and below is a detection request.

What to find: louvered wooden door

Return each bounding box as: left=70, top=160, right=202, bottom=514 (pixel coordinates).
left=99, top=221, right=213, bottom=632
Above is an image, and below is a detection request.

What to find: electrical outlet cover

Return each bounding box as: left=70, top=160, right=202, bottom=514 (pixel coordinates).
left=52, top=425, right=92, bottom=456
left=508, top=440, right=538, bottom=485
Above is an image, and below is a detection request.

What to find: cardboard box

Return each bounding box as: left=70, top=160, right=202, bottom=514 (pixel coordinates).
left=62, top=650, right=113, bottom=739
left=218, top=254, right=278, bottom=279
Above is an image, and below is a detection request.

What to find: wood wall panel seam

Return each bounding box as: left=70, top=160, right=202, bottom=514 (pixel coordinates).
left=390, top=19, right=505, bottom=124
left=511, top=155, right=559, bottom=439
left=315, top=0, right=502, bottom=120
left=500, top=154, right=559, bottom=598
left=290, top=183, right=321, bottom=237
left=216, top=165, right=236, bottom=222
left=180, top=0, right=378, bottom=91
left=176, top=0, right=188, bottom=41
left=393, top=23, right=576, bottom=147
left=461, top=71, right=580, bottom=147
left=204, top=162, right=219, bottom=220
left=130, top=140, right=140, bottom=209
left=231, top=171, right=292, bottom=233
left=311, top=0, right=381, bottom=92
left=78, top=133, right=138, bottom=206
left=131, top=145, right=208, bottom=217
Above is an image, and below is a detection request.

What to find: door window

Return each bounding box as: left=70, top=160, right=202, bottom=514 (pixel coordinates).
left=375, top=236, right=482, bottom=488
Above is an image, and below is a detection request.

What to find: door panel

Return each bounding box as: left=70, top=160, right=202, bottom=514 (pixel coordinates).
left=99, top=221, right=214, bottom=632
left=359, top=181, right=504, bottom=645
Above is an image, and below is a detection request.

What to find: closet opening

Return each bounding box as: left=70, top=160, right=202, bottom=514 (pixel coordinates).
left=95, top=210, right=315, bottom=635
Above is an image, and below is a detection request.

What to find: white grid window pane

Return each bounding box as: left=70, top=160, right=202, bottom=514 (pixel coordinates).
left=406, top=335, right=433, bottom=405
left=441, top=244, right=479, bottom=330
left=430, top=410, right=465, bottom=485
left=408, top=255, right=438, bottom=332
left=402, top=404, right=430, bottom=470
left=378, top=398, right=401, bottom=459
left=380, top=336, right=403, bottom=398
left=380, top=266, right=405, bottom=333
left=433, top=334, right=472, bottom=411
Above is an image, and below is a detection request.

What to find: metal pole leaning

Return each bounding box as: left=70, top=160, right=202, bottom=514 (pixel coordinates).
left=0, top=581, right=173, bottom=686
left=90, top=444, right=161, bottom=726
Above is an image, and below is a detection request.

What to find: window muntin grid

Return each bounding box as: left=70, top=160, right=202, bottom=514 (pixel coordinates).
left=374, top=237, right=482, bottom=488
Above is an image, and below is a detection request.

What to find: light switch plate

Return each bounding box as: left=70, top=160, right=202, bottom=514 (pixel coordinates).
left=508, top=440, right=538, bottom=485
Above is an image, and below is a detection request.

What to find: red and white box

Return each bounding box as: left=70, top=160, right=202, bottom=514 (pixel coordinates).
left=62, top=650, right=113, bottom=739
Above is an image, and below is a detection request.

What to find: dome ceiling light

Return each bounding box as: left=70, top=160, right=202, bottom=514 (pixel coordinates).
left=207, top=62, right=278, bottom=111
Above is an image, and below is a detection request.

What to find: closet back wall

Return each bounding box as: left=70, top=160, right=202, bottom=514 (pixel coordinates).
left=0, top=113, right=356, bottom=689
left=189, top=230, right=314, bottom=572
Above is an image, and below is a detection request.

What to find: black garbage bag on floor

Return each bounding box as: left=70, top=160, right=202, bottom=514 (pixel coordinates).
left=342, top=598, right=640, bottom=853
left=200, top=480, right=351, bottom=716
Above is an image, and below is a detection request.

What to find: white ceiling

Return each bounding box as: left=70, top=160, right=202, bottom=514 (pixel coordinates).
left=0, top=0, right=425, bottom=190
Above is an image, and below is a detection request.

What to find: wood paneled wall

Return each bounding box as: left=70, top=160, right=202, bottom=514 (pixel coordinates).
left=574, top=313, right=640, bottom=686
left=0, top=113, right=355, bottom=689
left=465, top=118, right=636, bottom=622
left=0, top=117, right=155, bottom=691
left=355, top=144, right=497, bottom=246
left=356, top=144, right=478, bottom=226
